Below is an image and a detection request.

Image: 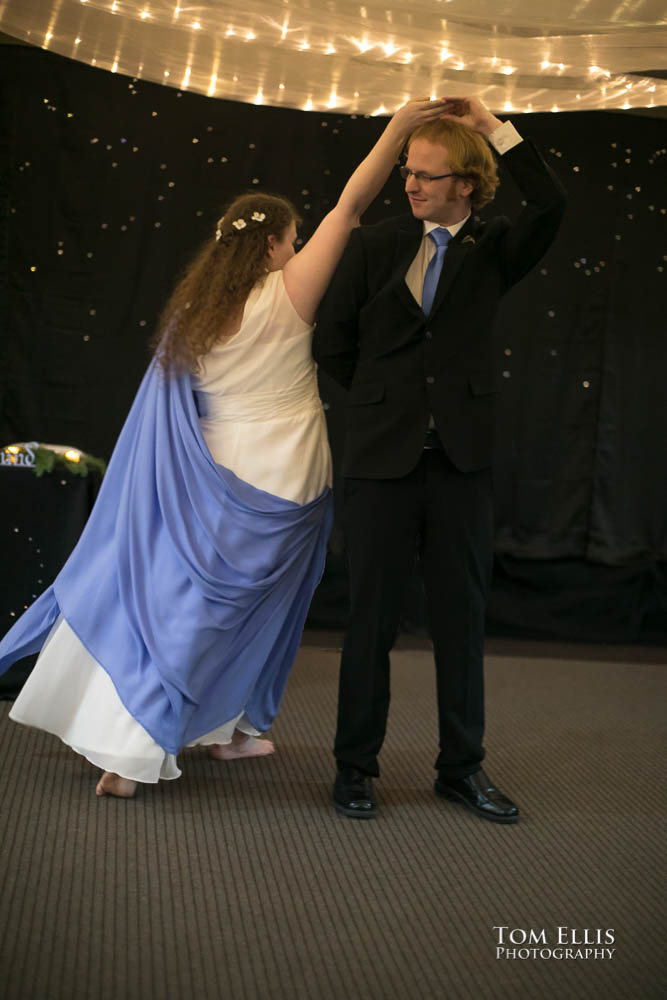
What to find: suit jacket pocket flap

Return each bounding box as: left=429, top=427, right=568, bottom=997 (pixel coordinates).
left=469, top=375, right=500, bottom=396
left=347, top=381, right=385, bottom=405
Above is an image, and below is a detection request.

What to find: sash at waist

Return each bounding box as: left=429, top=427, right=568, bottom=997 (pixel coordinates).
left=194, top=378, right=322, bottom=423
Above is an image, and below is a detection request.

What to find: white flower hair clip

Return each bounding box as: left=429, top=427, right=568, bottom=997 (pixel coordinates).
left=251, top=211, right=266, bottom=222
left=232, top=218, right=247, bottom=230
left=215, top=227, right=222, bottom=241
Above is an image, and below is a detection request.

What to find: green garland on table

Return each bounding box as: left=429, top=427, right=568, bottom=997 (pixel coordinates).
left=1, top=444, right=106, bottom=479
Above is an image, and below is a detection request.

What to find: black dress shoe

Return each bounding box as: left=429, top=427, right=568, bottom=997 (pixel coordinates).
left=333, top=766, right=377, bottom=819
left=435, top=768, right=519, bottom=824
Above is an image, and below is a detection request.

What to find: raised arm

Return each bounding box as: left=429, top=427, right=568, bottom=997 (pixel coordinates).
left=439, top=95, right=566, bottom=288
left=282, top=99, right=446, bottom=324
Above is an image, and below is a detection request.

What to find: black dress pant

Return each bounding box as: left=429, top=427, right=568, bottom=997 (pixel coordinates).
left=335, top=448, right=493, bottom=779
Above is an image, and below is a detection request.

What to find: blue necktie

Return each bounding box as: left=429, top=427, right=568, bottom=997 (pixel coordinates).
left=421, top=228, right=452, bottom=315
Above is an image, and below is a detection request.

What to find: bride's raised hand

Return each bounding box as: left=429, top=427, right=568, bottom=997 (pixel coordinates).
left=385, top=97, right=449, bottom=137
left=438, top=96, right=502, bottom=137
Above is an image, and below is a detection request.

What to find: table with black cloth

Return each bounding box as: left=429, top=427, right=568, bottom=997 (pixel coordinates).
left=0, top=464, right=102, bottom=698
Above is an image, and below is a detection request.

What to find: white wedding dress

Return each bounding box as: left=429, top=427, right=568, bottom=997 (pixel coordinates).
left=9, top=270, right=332, bottom=782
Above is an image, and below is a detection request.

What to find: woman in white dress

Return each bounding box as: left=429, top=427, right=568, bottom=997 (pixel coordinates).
left=0, top=99, right=447, bottom=797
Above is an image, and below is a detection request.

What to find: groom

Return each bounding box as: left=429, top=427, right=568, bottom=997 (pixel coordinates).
left=314, top=96, right=566, bottom=822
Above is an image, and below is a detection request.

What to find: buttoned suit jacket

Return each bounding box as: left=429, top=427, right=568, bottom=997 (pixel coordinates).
left=313, top=138, right=566, bottom=478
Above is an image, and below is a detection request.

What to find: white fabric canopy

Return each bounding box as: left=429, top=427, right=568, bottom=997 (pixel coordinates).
left=2, top=1, right=666, bottom=113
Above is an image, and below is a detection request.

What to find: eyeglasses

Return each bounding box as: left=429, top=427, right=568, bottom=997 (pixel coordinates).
left=398, top=165, right=459, bottom=183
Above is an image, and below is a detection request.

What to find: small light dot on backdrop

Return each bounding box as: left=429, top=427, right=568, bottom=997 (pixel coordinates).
left=583, top=381, right=590, bottom=388
left=550, top=349, right=558, bottom=356
left=548, top=310, right=555, bottom=317
left=504, top=348, right=512, bottom=356
left=502, top=370, right=511, bottom=378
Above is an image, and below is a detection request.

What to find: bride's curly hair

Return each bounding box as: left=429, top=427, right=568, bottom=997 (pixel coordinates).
left=152, top=192, right=300, bottom=372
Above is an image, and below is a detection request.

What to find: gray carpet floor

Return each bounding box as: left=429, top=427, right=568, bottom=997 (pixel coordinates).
left=0, top=634, right=664, bottom=1000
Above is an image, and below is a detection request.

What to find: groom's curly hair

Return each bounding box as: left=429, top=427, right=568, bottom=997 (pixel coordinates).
left=407, top=119, right=500, bottom=210
left=153, top=192, right=300, bottom=373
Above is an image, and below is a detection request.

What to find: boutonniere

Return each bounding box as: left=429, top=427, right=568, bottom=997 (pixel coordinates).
left=462, top=235, right=476, bottom=245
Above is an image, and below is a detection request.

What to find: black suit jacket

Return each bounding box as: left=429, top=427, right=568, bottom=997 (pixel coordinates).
left=313, top=138, right=566, bottom=478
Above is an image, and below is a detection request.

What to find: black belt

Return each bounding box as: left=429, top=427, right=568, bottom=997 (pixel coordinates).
left=423, top=428, right=444, bottom=450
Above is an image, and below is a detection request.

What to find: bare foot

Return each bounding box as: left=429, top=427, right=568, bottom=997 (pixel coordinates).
left=208, top=731, right=275, bottom=760
left=96, top=771, right=138, bottom=798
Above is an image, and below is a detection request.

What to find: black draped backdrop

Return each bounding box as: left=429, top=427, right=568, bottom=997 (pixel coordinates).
left=1, top=44, right=666, bottom=644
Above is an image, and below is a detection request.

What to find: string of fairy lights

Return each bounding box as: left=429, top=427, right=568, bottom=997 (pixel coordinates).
left=1, top=0, right=665, bottom=114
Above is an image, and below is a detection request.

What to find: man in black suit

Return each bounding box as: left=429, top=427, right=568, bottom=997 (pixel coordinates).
left=313, top=96, right=566, bottom=823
